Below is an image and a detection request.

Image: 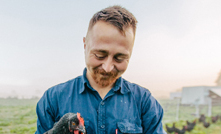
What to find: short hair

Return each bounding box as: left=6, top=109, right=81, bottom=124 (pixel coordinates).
left=86, top=5, right=138, bottom=36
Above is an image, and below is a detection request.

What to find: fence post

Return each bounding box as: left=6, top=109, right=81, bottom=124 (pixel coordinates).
left=194, top=98, right=200, bottom=118
left=195, top=103, right=199, bottom=118
left=208, top=97, right=212, bottom=117
left=176, top=98, right=180, bottom=121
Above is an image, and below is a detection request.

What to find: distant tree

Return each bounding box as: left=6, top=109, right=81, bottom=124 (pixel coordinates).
left=215, top=69, right=221, bottom=86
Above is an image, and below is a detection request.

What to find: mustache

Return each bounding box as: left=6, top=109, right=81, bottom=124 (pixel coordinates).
left=93, top=68, right=118, bottom=76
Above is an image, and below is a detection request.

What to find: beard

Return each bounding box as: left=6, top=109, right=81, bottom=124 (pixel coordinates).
left=92, top=67, right=119, bottom=87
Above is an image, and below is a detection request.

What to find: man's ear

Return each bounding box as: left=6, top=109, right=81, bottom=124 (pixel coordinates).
left=83, top=37, right=86, bottom=49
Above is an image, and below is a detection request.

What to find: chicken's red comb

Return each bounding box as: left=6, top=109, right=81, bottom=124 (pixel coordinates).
left=77, top=112, right=84, bottom=125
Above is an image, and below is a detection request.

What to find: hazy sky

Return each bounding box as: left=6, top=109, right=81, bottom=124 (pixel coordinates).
left=1, top=0, right=221, bottom=98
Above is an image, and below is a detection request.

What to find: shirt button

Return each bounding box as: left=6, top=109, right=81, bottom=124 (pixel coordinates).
left=101, top=125, right=105, bottom=128
left=101, top=102, right=105, bottom=105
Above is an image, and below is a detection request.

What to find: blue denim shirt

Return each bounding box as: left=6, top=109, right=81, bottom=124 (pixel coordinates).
left=35, top=68, right=164, bottom=134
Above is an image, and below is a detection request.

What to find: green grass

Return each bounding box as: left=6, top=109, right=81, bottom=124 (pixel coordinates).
left=164, top=119, right=221, bottom=134
left=0, top=98, right=38, bottom=134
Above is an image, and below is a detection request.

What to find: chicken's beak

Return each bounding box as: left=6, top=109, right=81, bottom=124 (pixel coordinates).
left=78, top=125, right=86, bottom=134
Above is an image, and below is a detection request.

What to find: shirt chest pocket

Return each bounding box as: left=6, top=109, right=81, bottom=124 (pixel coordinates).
left=84, top=120, right=95, bottom=134
left=117, top=120, right=143, bottom=134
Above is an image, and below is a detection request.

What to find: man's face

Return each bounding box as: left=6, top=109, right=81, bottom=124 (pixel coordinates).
left=84, top=21, right=135, bottom=87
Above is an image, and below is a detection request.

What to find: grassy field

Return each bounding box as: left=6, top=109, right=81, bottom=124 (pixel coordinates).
left=0, top=98, right=220, bottom=134
left=0, top=98, right=38, bottom=134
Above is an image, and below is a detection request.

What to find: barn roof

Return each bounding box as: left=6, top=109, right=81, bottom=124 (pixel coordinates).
left=210, top=88, right=221, bottom=97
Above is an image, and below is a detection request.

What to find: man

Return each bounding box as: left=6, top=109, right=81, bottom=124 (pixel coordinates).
left=36, top=5, right=165, bottom=134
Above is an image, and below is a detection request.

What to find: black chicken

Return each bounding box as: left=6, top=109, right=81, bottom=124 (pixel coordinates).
left=185, top=119, right=196, bottom=132
left=199, top=114, right=206, bottom=123
left=174, top=126, right=186, bottom=134
left=211, top=115, right=219, bottom=123
left=44, top=112, right=86, bottom=134
left=203, top=120, right=210, bottom=128
left=165, top=123, right=175, bottom=133
left=185, top=124, right=194, bottom=132
left=186, top=119, right=196, bottom=127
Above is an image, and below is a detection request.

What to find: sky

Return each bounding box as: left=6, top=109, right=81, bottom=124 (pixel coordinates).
left=0, top=0, right=221, bottom=98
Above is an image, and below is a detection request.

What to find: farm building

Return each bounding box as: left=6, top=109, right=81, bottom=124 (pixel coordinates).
left=181, top=86, right=221, bottom=105
left=209, top=88, right=221, bottom=105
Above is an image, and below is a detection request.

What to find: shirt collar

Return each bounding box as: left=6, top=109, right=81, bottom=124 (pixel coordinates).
left=79, top=68, right=130, bottom=94
left=82, top=68, right=88, bottom=86
left=114, top=77, right=130, bottom=94
left=79, top=68, right=91, bottom=94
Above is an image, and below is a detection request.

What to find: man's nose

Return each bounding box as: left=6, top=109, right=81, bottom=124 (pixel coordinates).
left=102, top=57, right=114, bottom=72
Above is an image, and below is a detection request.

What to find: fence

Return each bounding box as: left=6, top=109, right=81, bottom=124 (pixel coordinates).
left=158, top=99, right=221, bottom=124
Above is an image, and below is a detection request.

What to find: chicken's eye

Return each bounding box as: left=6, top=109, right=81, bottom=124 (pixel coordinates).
left=72, top=122, right=76, bottom=125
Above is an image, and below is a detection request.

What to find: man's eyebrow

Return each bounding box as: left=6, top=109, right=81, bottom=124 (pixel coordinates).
left=92, top=50, right=129, bottom=57
left=92, top=50, right=108, bottom=54
left=115, top=53, right=129, bottom=58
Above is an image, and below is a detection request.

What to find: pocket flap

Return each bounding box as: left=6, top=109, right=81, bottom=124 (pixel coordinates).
left=117, top=119, right=142, bottom=133
left=84, top=120, right=89, bottom=129
left=83, top=120, right=95, bottom=134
